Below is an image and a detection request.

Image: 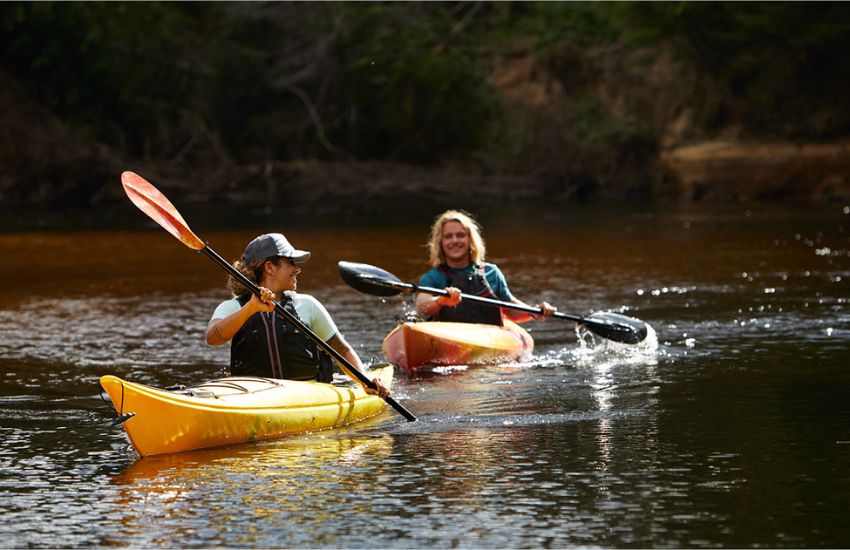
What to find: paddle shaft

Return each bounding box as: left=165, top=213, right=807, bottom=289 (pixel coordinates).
left=412, top=282, right=647, bottom=343
left=387, top=279, right=585, bottom=322
left=202, top=247, right=416, bottom=422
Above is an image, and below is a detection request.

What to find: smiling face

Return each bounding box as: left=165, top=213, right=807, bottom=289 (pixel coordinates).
left=261, top=257, right=302, bottom=294
left=440, top=220, right=471, bottom=268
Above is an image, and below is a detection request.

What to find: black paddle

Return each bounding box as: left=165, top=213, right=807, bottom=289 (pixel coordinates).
left=338, top=261, right=649, bottom=345
left=121, top=171, right=416, bottom=422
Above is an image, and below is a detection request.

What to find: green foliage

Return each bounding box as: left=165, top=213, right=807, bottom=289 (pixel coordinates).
left=475, top=1, right=621, bottom=50
left=2, top=0, right=850, bottom=178
left=568, top=92, right=647, bottom=148
left=621, top=2, right=850, bottom=138
left=335, top=3, right=499, bottom=163
left=0, top=2, right=211, bottom=155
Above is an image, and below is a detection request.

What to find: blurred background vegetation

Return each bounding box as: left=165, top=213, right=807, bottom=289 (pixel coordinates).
left=2, top=1, right=850, bottom=209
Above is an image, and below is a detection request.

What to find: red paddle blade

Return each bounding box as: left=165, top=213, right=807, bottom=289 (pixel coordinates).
left=121, top=171, right=205, bottom=251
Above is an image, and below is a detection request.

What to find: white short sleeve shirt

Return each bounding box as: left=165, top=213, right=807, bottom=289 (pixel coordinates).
left=210, top=292, right=338, bottom=343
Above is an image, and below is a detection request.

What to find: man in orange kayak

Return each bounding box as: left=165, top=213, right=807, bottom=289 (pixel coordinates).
left=415, top=210, right=557, bottom=325
left=206, top=233, right=389, bottom=398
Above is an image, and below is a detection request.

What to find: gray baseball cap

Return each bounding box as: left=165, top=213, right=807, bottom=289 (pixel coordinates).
left=242, top=233, right=310, bottom=264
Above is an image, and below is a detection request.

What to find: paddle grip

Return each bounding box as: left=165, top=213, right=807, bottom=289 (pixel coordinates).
left=202, top=246, right=417, bottom=422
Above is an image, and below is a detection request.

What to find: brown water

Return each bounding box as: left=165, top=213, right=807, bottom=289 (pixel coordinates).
left=1, top=204, right=849, bottom=547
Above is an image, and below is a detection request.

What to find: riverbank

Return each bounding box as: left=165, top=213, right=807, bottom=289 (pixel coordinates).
left=4, top=146, right=850, bottom=216
left=5, top=73, right=849, bottom=210
left=659, top=140, right=850, bottom=202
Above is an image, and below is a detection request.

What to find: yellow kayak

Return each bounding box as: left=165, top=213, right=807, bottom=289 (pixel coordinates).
left=100, top=364, right=393, bottom=457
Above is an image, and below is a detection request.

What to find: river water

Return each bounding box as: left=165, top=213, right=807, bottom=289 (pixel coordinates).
left=1, top=204, right=848, bottom=548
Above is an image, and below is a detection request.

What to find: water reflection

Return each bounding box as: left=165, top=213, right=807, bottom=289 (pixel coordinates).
left=111, top=435, right=396, bottom=545
left=0, top=205, right=849, bottom=547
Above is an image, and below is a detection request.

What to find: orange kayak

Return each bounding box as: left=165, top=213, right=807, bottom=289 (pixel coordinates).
left=381, top=320, right=533, bottom=369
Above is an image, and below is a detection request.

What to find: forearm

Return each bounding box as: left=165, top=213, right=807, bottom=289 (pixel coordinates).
left=416, top=293, right=442, bottom=316
left=503, top=298, right=536, bottom=323
left=503, top=307, right=534, bottom=323
left=206, top=306, right=255, bottom=345
left=327, top=332, right=389, bottom=397
left=327, top=332, right=364, bottom=371
left=416, top=292, right=458, bottom=317
left=504, top=298, right=555, bottom=323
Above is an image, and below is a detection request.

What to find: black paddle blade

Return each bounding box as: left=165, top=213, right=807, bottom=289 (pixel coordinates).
left=583, top=312, right=648, bottom=345
left=338, top=261, right=411, bottom=297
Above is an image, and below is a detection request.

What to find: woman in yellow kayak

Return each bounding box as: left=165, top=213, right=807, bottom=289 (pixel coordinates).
left=415, top=210, right=557, bottom=325
left=206, top=233, right=389, bottom=398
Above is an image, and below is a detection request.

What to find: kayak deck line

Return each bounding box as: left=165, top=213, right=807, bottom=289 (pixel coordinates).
left=161, top=375, right=361, bottom=399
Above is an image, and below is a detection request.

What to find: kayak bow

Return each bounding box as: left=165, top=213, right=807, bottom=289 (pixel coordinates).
left=382, top=321, right=533, bottom=369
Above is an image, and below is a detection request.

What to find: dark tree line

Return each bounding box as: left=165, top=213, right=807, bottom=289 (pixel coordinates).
left=2, top=2, right=850, bottom=199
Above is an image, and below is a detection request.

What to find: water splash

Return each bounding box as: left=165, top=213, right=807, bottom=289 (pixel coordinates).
left=572, top=322, right=659, bottom=367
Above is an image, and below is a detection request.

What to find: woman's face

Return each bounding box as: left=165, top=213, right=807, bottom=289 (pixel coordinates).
left=441, top=220, right=470, bottom=267
left=264, top=257, right=301, bottom=292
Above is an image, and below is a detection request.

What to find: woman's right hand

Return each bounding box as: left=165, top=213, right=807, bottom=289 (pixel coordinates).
left=437, top=287, right=462, bottom=307
left=416, top=287, right=462, bottom=317
left=249, top=287, right=277, bottom=313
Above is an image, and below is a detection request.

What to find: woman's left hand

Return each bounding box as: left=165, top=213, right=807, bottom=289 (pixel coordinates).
left=365, top=377, right=390, bottom=399
left=535, top=301, right=557, bottom=320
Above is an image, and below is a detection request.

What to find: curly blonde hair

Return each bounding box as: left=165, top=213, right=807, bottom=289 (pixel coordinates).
left=426, top=209, right=486, bottom=267
left=226, top=257, right=278, bottom=297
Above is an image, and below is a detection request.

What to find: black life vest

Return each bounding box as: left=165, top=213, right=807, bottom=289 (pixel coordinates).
left=432, top=263, right=503, bottom=326
left=230, top=293, right=335, bottom=382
